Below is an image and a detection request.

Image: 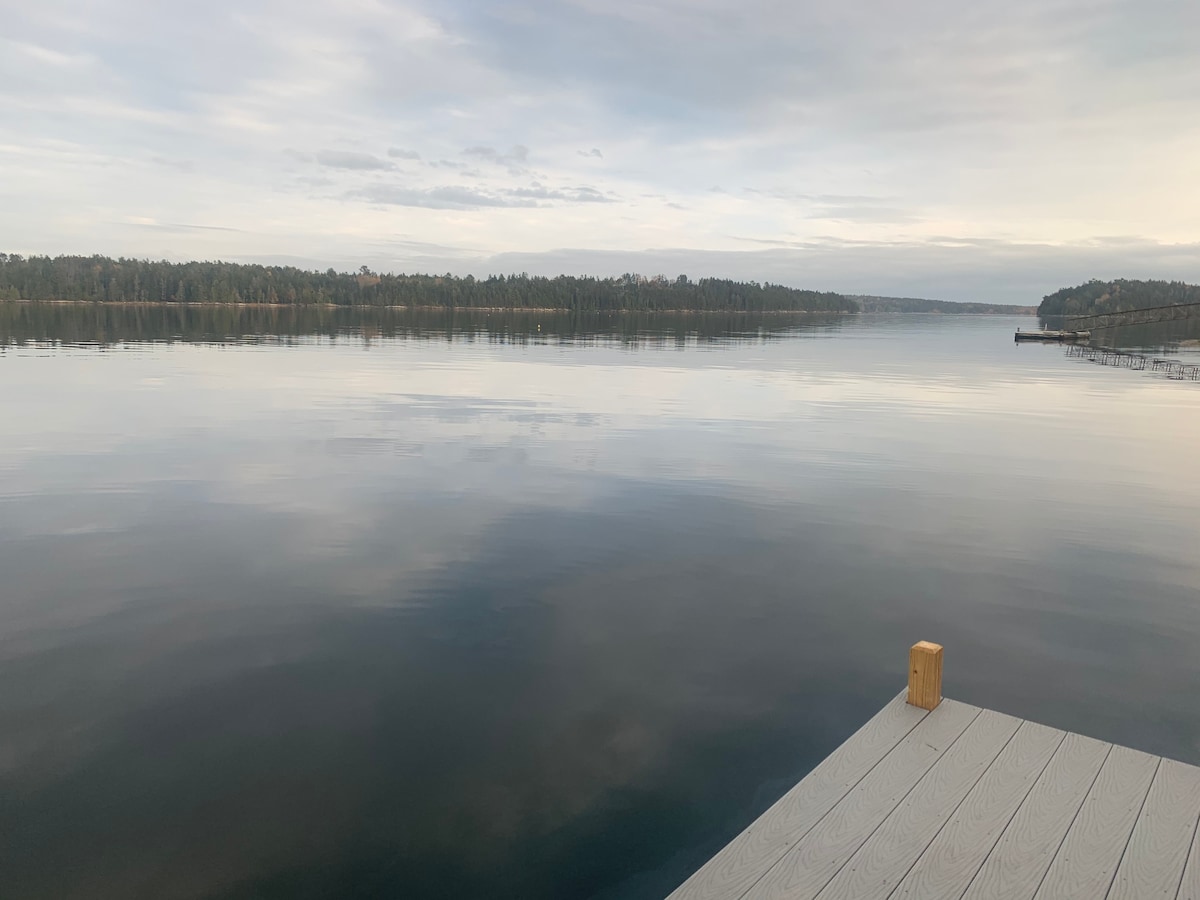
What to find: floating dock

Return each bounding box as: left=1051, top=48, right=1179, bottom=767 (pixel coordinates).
left=1064, top=344, right=1200, bottom=379
left=668, top=642, right=1200, bottom=900
left=1014, top=330, right=1090, bottom=342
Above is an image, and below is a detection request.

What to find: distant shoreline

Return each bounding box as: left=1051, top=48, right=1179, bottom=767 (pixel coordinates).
left=0, top=256, right=858, bottom=313
left=0, top=300, right=1037, bottom=315
left=0, top=299, right=857, bottom=315
left=2, top=256, right=1041, bottom=313
left=858, top=309, right=1036, bottom=316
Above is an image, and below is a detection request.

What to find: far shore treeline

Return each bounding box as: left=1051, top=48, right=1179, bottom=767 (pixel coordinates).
left=1038, top=279, right=1200, bottom=316
left=0, top=254, right=856, bottom=313
left=849, top=294, right=1033, bottom=314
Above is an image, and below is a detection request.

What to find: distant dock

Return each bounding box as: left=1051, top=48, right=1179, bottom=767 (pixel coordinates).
left=1014, top=329, right=1090, bottom=342
left=668, top=642, right=1200, bottom=900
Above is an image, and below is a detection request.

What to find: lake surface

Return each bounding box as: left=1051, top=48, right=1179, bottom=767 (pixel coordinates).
left=2, top=305, right=1199, bottom=900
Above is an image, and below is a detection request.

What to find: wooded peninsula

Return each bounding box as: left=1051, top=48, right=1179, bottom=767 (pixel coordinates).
left=0, top=254, right=856, bottom=313
left=1038, top=279, right=1200, bottom=316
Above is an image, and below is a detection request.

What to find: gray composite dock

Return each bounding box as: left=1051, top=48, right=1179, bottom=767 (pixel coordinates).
left=668, top=690, right=1200, bottom=900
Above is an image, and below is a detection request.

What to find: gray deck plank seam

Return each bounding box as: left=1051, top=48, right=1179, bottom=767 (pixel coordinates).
left=1173, top=788, right=1200, bottom=900
left=801, top=708, right=983, bottom=900
left=772, top=705, right=984, bottom=900
left=1034, top=746, right=1159, bottom=900
left=736, top=703, right=981, bottom=900
left=934, top=728, right=1068, bottom=900
left=725, top=696, right=932, bottom=900
left=849, top=715, right=1027, bottom=897
left=1106, top=757, right=1200, bottom=900
left=957, top=734, right=1112, bottom=900
left=866, top=718, right=1029, bottom=900
left=1102, top=756, right=1162, bottom=900
left=667, top=691, right=932, bottom=900
left=725, top=702, right=955, bottom=900
left=809, top=709, right=1014, bottom=900
left=1027, top=743, right=1114, bottom=900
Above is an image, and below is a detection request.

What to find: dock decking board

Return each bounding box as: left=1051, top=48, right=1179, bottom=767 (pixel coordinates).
left=813, top=709, right=1022, bottom=900
left=669, top=694, right=1200, bottom=900
left=1031, top=745, right=1159, bottom=900
left=1107, top=759, right=1200, bottom=900
left=666, top=692, right=930, bottom=900
left=959, top=732, right=1111, bottom=900
left=888, top=720, right=1065, bottom=900
left=1179, top=818, right=1200, bottom=900
left=743, top=700, right=981, bottom=900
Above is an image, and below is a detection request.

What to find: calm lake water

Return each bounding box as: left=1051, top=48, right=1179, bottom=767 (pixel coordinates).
left=2, top=305, right=1199, bottom=899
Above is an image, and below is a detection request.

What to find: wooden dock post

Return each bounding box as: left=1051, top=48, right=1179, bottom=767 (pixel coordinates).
left=907, top=641, right=943, bottom=710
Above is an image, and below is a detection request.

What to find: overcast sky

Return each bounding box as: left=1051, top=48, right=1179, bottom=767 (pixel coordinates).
left=3, top=0, right=1199, bottom=302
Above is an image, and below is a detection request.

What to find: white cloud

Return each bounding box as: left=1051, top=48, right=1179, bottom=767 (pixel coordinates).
left=315, top=150, right=394, bottom=171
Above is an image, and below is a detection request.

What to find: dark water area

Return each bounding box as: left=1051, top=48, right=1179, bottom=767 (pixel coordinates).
left=2, top=304, right=1199, bottom=899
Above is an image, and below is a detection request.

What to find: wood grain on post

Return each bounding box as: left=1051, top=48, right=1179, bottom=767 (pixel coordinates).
left=908, top=641, right=943, bottom=710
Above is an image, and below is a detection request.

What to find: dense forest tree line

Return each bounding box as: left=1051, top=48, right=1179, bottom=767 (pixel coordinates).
left=0, top=254, right=856, bottom=313
left=1038, top=279, right=1200, bottom=316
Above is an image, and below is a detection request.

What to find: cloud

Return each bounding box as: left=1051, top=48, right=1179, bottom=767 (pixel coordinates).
left=463, top=145, right=530, bottom=165
left=463, top=146, right=499, bottom=160
left=350, top=181, right=615, bottom=209
left=314, top=150, right=394, bottom=171
left=507, top=183, right=615, bottom=203
left=294, top=175, right=335, bottom=188
left=122, top=221, right=244, bottom=233
left=461, top=145, right=532, bottom=174
left=743, top=190, right=891, bottom=204
left=350, top=184, right=536, bottom=210
left=387, top=147, right=421, bottom=160
left=578, top=148, right=604, bottom=159
left=150, top=156, right=195, bottom=172
left=804, top=205, right=920, bottom=225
